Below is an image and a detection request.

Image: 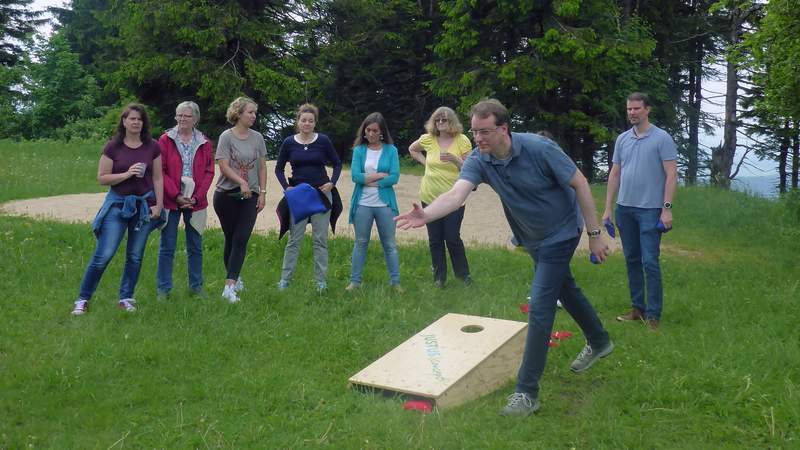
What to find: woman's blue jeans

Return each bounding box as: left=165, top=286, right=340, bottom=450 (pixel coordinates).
left=156, top=208, right=203, bottom=294
left=615, top=205, right=663, bottom=320
left=349, top=205, right=400, bottom=285
left=516, top=236, right=610, bottom=397
left=78, top=205, right=161, bottom=300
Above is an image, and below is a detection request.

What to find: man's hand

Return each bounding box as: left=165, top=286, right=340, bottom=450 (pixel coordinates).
left=394, top=203, right=427, bottom=230
left=660, top=209, right=673, bottom=230
left=588, top=235, right=609, bottom=263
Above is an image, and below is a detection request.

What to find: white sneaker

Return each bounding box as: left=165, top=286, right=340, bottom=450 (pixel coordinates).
left=118, top=298, right=137, bottom=312
left=234, top=277, right=244, bottom=292
left=222, top=285, right=240, bottom=303
left=72, top=299, right=88, bottom=316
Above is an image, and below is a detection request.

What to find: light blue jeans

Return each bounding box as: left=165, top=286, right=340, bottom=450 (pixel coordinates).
left=156, top=208, right=203, bottom=294
left=78, top=204, right=162, bottom=300
left=349, top=205, right=400, bottom=285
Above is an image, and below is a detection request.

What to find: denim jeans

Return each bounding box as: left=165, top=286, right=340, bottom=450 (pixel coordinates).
left=349, top=205, right=400, bottom=285
left=516, top=236, right=610, bottom=397
left=281, top=191, right=332, bottom=283
left=616, top=205, right=663, bottom=320
left=156, top=208, right=203, bottom=294
left=78, top=204, right=162, bottom=300
left=422, top=202, right=470, bottom=283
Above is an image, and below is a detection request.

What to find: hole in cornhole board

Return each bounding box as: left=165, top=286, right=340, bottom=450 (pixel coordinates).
left=349, top=313, right=527, bottom=410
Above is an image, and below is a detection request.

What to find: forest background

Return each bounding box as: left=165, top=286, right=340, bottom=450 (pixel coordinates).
left=2, top=0, right=799, bottom=194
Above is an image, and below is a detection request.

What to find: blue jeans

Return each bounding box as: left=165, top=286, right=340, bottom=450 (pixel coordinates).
left=78, top=204, right=162, bottom=300
left=156, top=208, right=203, bottom=294
left=350, top=205, right=400, bottom=285
left=516, top=236, right=610, bottom=397
left=616, top=205, right=663, bottom=320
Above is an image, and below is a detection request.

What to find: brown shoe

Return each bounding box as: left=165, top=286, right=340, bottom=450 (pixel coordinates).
left=646, top=319, right=659, bottom=331
left=616, top=308, right=644, bottom=322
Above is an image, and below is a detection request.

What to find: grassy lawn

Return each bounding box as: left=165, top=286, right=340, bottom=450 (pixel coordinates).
left=0, top=140, right=798, bottom=448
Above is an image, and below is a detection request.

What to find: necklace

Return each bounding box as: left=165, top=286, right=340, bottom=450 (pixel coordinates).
left=297, top=133, right=315, bottom=150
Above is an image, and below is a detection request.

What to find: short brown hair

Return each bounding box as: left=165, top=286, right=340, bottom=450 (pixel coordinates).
left=226, top=96, right=258, bottom=125
left=469, top=99, right=509, bottom=127
left=627, top=92, right=650, bottom=107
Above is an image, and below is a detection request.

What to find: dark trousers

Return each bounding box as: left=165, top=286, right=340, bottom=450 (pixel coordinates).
left=422, top=202, right=470, bottom=282
left=213, top=191, right=258, bottom=280
left=516, top=236, right=610, bottom=396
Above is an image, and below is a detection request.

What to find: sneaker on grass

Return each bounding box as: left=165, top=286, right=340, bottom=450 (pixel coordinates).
left=570, top=340, right=614, bottom=373
left=277, top=279, right=289, bottom=291
left=222, top=284, right=240, bottom=303
left=234, top=277, right=244, bottom=292
left=499, top=392, right=540, bottom=417
left=72, top=299, right=88, bottom=316
left=118, top=298, right=137, bottom=312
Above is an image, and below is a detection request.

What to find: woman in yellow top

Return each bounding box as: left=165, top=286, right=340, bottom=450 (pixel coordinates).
left=408, top=107, right=473, bottom=288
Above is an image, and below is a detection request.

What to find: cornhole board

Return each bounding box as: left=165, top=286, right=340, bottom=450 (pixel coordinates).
left=349, top=313, right=527, bottom=409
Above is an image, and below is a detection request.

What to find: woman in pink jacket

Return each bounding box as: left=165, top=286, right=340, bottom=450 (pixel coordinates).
left=156, top=101, right=215, bottom=299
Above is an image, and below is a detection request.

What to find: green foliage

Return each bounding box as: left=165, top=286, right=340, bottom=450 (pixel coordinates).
left=427, top=0, right=665, bottom=178
left=27, top=32, right=102, bottom=138
left=0, top=0, right=46, bottom=66
left=745, top=0, right=800, bottom=121
left=298, top=0, right=440, bottom=157
left=0, top=63, right=28, bottom=138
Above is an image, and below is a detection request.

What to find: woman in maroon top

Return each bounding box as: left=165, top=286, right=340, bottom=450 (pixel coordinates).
left=72, top=104, right=165, bottom=315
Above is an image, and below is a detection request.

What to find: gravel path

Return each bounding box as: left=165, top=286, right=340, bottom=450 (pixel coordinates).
left=1, top=161, right=614, bottom=252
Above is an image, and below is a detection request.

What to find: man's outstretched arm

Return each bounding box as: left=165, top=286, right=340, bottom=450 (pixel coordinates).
left=395, top=179, right=476, bottom=229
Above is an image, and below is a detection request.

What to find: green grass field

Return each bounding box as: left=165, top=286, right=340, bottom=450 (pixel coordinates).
left=0, top=140, right=798, bottom=448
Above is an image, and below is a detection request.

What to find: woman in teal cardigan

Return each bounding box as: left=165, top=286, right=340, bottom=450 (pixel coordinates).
left=347, top=112, right=402, bottom=292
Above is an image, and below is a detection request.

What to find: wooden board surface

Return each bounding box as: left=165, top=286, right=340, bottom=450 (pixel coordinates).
left=349, top=313, right=527, bottom=406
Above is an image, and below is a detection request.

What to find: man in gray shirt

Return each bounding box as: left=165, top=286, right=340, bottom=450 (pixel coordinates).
left=396, top=99, right=613, bottom=417
left=603, top=92, right=678, bottom=331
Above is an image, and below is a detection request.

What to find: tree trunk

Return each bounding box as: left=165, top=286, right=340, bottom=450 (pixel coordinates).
left=581, top=134, right=596, bottom=183
left=711, top=6, right=744, bottom=189
left=686, top=37, right=703, bottom=185
left=778, top=121, right=789, bottom=194
left=792, top=121, right=799, bottom=189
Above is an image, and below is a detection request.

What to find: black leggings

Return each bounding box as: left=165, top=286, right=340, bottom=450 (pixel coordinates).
left=213, top=191, right=258, bottom=280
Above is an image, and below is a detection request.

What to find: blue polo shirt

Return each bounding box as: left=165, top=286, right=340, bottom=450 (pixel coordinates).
left=613, top=124, right=677, bottom=209
left=459, top=132, right=581, bottom=252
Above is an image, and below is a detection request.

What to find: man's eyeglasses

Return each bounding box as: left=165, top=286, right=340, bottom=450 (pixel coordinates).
left=469, top=127, right=499, bottom=137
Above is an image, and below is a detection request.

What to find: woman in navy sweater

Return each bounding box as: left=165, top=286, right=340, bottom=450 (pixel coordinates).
left=275, top=103, right=342, bottom=292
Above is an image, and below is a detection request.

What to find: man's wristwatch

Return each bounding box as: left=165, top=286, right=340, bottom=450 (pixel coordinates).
left=587, top=229, right=601, bottom=239
left=663, top=201, right=673, bottom=209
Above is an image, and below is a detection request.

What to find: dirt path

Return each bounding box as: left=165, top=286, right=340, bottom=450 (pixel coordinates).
left=0, top=161, right=614, bottom=252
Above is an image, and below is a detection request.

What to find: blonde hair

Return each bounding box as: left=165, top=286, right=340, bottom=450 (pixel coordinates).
left=226, top=96, right=258, bottom=125
left=295, top=103, right=319, bottom=132
left=424, top=106, right=463, bottom=136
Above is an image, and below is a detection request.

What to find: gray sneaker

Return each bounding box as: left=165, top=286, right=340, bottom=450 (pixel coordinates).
left=499, top=392, right=540, bottom=417
left=570, top=340, right=614, bottom=373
